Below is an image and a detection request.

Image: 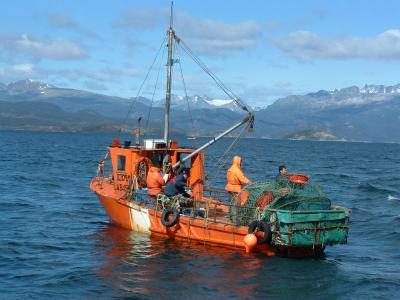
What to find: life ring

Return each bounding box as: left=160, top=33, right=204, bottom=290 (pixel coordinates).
left=161, top=208, right=180, bottom=227
left=255, top=192, right=274, bottom=208
left=134, top=157, right=153, bottom=187
left=248, top=220, right=272, bottom=244
left=288, top=174, right=309, bottom=185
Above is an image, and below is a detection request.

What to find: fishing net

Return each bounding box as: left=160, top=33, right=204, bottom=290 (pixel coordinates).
left=234, top=177, right=331, bottom=226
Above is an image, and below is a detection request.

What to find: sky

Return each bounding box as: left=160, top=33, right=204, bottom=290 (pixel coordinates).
left=1, top=0, right=399, bottom=107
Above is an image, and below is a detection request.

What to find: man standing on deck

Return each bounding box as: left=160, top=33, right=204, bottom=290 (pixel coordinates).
left=225, top=155, right=251, bottom=224
left=225, top=156, right=251, bottom=202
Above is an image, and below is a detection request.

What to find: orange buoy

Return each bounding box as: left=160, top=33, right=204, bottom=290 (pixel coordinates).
left=288, top=174, right=309, bottom=184
left=243, top=233, right=257, bottom=253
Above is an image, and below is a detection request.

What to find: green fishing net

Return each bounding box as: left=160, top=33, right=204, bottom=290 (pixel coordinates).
left=234, top=179, right=331, bottom=226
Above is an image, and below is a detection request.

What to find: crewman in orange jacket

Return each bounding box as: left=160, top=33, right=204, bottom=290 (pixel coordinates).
left=146, top=166, right=165, bottom=197
left=225, top=156, right=251, bottom=223
left=225, top=155, right=251, bottom=194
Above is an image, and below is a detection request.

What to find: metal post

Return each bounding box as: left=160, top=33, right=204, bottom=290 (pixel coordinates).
left=164, top=3, right=174, bottom=147
left=135, top=117, right=142, bottom=146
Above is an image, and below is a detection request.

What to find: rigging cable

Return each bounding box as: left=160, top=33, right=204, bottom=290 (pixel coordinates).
left=174, top=35, right=254, bottom=185
left=175, top=42, right=196, bottom=135
left=203, top=124, right=248, bottom=189
left=176, top=38, right=252, bottom=113
left=117, top=36, right=167, bottom=137
left=145, top=39, right=167, bottom=131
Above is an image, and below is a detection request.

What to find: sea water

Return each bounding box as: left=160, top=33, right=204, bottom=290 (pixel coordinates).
left=0, top=131, right=399, bottom=299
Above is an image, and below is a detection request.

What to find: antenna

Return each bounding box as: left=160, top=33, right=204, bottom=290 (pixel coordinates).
left=170, top=1, right=174, bottom=29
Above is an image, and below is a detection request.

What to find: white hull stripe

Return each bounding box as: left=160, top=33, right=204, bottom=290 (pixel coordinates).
left=129, top=206, right=151, bottom=233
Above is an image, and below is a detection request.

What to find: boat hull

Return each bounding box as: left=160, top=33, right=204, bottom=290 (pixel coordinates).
left=93, top=182, right=249, bottom=248
left=91, top=179, right=326, bottom=257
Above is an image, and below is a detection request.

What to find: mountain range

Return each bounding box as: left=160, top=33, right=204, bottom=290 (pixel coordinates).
left=256, top=84, right=400, bottom=142
left=0, top=79, right=399, bottom=143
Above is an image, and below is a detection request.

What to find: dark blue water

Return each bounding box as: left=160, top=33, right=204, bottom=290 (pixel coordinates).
left=1, top=131, right=399, bottom=299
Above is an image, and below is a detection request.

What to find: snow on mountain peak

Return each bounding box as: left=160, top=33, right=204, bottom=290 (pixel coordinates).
left=360, top=84, right=400, bottom=94
left=207, top=99, right=233, bottom=106
left=2, top=79, right=55, bottom=96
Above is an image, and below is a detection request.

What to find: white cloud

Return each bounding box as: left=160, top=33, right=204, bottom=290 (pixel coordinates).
left=48, top=14, right=100, bottom=40
left=0, top=63, right=138, bottom=89
left=241, top=84, right=294, bottom=107
left=114, top=7, right=167, bottom=30
left=0, top=33, right=88, bottom=61
left=175, top=13, right=262, bottom=57
left=0, top=63, right=42, bottom=81
left=272, top=29, right=400, bottom=62
left=62, top=67, right=138, bottom=82
left=114, top=8, right=263, bottom=57
left=11, top=63, right=35, bottom=73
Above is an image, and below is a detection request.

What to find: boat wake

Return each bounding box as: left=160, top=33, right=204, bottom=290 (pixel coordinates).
left=388, top=194, right=400, bottom=201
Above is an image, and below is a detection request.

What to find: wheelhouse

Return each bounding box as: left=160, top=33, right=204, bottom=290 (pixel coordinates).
left=108, top=138, right=205, bottom=200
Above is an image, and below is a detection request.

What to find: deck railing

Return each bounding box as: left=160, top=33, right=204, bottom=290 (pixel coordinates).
left=127, top=188, right=260, bottom=227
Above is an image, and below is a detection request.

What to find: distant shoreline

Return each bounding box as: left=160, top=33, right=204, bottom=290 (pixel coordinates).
left=2, top=128, right=399, bottom=145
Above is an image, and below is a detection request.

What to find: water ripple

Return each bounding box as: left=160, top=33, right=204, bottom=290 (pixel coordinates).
left=1, top=131, right=400, bottom=299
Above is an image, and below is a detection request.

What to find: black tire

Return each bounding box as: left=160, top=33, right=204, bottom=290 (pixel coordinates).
left=248, top=220, right=260, bottom=234
left=248, top=220, right=272, bottom=244
left=161, top=208, right=180, bottom=227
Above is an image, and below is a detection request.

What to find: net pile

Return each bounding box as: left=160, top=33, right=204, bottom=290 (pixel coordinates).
left=235, top=178, right=332, bottom=226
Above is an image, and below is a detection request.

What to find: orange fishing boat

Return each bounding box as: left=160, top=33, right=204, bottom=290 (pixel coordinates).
left=90, top=3, right=350, bottom=257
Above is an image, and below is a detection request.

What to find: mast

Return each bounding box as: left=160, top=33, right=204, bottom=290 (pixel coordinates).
left=162, top=1, right=254, bottom=163
left=164, top=1, right=175, bottom=146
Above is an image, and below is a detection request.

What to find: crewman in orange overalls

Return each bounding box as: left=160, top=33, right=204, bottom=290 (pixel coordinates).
left=225, top=155, right=252, bottom=224
left=146, top=166, right=165, bottom=197
left=225, top=155, right=251, bottom=205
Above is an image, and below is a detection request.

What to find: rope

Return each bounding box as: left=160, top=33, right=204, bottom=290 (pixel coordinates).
left=117, top=36, right=167, bottom=137
left=145, top=40, right=167, bottom=131
left=203, top=124, right=248, bottom=189
left=175, top=43, right=196, bottom=135
left=215, top=124, right=247, bottom=170
left=176, top=37, right=252, bottom=113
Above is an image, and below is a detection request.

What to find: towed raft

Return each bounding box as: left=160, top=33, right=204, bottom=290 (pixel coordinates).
left=90, top=3, right=350, bottom=257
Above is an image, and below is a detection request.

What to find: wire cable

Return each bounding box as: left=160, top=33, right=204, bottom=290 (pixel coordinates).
left=145, top=40, right=167, bottom=131
left=117, top=36, right=167, bottom=137
left=176, top=38, right=252, bottom=113
left=176, top=43, right=196, bottom=135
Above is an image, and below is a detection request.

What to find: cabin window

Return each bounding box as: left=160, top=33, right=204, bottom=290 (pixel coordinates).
left=117, top=155, right=126, bottom=171
left=147, top=152, right=165, bottom=168
left=177, top=152, right=192, bottom=174
left=178, top=153, right=192, bottom=168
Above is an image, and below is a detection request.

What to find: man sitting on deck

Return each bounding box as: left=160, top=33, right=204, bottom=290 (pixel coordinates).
left=162, top=161, right=173, bottom=183
left=164, top=169, right=190, bottom=199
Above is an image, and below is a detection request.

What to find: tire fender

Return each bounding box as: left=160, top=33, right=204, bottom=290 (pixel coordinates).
left=248, top=220, right=272, bottom=244
left=161, top=208, right=180, bottom=227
